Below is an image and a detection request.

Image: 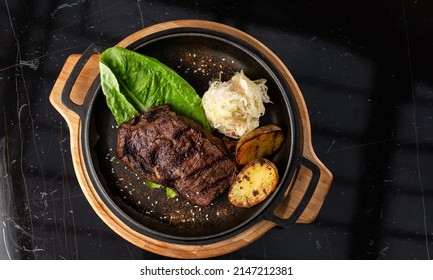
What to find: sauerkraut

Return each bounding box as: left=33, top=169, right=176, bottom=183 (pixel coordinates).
left=202, top=71, right=271, bottom=139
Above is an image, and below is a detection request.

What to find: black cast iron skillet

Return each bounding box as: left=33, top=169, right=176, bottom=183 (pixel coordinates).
left=60, top=24, right=322, bottom=246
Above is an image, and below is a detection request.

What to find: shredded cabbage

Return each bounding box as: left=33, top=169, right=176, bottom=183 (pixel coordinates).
left=202, top=71, right=271, bottom=139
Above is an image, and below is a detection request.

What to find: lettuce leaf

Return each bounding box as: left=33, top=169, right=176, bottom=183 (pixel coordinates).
left=99, top=46, right=210, bottom=131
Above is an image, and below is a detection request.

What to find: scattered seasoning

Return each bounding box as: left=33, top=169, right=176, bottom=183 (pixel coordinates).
left=177, top=52, right=235, bottom=77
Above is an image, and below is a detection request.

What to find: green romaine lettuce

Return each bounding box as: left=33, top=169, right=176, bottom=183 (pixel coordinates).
left=99, top=46, right=210, bottom=131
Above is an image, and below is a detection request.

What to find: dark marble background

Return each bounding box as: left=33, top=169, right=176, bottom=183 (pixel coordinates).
left=1, top=0, right=432, bottom=259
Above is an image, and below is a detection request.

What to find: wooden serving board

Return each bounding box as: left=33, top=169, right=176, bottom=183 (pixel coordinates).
left=49, top=20, right=333, bottom=259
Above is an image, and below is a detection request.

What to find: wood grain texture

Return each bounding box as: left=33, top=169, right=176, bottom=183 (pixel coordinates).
left=49, top=20, right=332, bottom=258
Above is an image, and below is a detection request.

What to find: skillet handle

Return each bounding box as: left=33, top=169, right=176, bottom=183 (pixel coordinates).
left=61, top=43, right=104, bottom=117
left=264, top=155, right=332, bottom=227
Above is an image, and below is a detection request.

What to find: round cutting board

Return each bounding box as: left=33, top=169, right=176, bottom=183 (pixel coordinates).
left=49, top=20, right=333, bottom=259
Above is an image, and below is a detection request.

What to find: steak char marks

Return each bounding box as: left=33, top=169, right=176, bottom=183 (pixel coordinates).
left=117, top=105, right=238, bottom=206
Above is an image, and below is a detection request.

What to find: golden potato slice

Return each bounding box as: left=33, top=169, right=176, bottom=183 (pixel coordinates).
left=228, top=158, right=279, bottom=208
left=235, top=124, right=285, bottom=166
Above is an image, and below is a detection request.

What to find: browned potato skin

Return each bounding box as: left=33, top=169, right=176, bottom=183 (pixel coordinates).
left=228, top=158, right=279, bottom=208
left=235, top=124, right=285, bottom=166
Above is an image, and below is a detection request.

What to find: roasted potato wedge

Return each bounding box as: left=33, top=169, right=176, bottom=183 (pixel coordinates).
left=235, top=124, right=285, bottom=165
left=228, top=158, right=279, bottom=208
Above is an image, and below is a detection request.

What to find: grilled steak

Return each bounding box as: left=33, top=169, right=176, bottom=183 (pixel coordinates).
left=117, top=105, right=238, bottom=206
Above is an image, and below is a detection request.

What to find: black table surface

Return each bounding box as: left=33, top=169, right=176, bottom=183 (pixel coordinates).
left=1, top=0, right=432, bottom=260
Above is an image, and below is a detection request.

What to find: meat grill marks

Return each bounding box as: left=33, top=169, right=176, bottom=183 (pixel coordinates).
left=117, top=105, right=238, bottom=206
